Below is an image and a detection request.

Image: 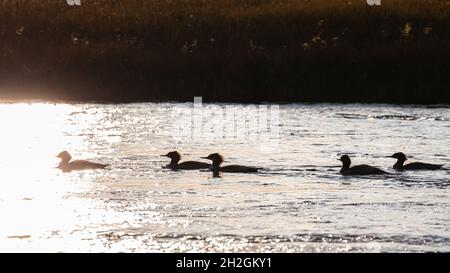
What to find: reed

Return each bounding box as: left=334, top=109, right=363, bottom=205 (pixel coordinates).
left=0, top=0, right=449, bottom=103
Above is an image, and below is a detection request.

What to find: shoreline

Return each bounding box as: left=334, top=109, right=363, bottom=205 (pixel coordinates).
left=0, top=0, right=449, bottom=104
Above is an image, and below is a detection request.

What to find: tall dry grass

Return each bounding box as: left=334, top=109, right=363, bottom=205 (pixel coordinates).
left=0, top=0, right=449, bottom=103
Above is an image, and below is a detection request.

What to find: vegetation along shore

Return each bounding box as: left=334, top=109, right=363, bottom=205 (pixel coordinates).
left=0, top=0, right=449, bottom=103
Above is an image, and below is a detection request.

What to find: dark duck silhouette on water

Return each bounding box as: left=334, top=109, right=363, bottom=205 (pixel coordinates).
left=57, top=151, right=109, bottom=172
left=201, top=153, right=261, bottom=177
left=388, top=152, right=444, bottom=171
left=338, top=155, right=388, bottom=176
left=161, top=151, right=210, bottom=170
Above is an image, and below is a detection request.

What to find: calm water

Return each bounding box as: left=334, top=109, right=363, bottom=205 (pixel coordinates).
left=0, top=102, right=449, bottom=252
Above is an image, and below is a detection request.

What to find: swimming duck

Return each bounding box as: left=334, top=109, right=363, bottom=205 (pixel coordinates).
left=388, top=152, right=444, bottom=171
left=201, top=153, right=261, bottom=176
left=161, top=151, right=210, bottom=170
left=338, top=155, right=387, bottom=176
left=57, top=151, right=109, bottom=172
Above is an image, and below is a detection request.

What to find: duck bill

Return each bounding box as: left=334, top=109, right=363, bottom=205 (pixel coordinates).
left=200, top=157, right=209, bottom=160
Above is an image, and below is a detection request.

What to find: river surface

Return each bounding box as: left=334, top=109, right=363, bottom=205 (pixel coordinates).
left=0, top=102, right=449, bottom=252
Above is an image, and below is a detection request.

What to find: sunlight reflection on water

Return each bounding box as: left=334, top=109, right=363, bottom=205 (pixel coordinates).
left=0, top=102, right=449, bottom=252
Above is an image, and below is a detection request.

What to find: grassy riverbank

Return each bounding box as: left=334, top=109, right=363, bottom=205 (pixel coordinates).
left=0, top=0, right=449, bottom=103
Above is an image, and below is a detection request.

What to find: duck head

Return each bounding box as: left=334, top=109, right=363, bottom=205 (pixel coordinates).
left=57, top=151, right=72, bottom=163
left=201, top=153, right=224, bottom=168
left=338, top=155, right=351, bottom=170
left=389, top=152, right=407, bottom=162
left=389, top=152, right=407, bottom=169
left=161, top=151, right=181, bottom=165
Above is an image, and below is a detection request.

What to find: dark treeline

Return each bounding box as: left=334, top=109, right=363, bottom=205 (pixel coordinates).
left=0, top=0, right=449, bottom=104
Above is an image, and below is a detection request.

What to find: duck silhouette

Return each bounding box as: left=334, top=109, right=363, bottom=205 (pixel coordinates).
left=57, top=151, right=109, bottom=172
left=161, top=151, right=210, bottom=170
left=338, top=155, right=388, bottom=176
left=389, top=152, right=444, bottom=171
left=201, top=153, right=261, bottom=177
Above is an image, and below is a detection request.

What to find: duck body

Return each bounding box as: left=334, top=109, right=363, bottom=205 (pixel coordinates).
left=219, top=165, right=261, bottom=173
left=58, top=160, right=109, bottom=172
left=57, top=151, right=109, bottom=172
left=340, top=164, right=388, bottom=176
left=162, top=151, right=210, bottom=170
left=390, top=152, right=444, bottom=171
left=171, top=161, right=211, bottom=170
left=202, top=153, right=262, bottom=176
left=339, top=155, right=387, bottom=176
left=400, top=162, right=443, bottom=171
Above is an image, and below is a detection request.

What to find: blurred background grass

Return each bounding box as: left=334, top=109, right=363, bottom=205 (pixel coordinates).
left=0, top=0, right=449, bottom=103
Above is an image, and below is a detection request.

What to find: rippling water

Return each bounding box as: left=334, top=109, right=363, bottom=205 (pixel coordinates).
left=0, top=102, right=449, bottom=252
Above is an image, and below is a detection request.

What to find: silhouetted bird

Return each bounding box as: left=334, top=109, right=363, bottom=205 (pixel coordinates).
left=338, top=155, right=387, bottom=176
left=161, top=151, right=210, bottom=170
left=201, top=153, right=261, bottom=177
left=388, top=152, right=444, bottom=171
left=57, top=151, right=109, bottom=172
